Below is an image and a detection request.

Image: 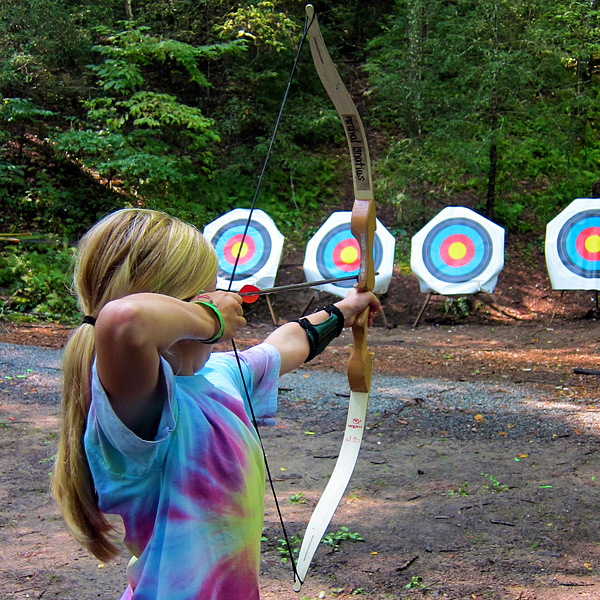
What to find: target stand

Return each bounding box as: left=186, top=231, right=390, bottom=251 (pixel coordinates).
left=548, top=290, right=600, bottom=325
left=302, top=212, right=396, bottom=326
left=203, top=209, right=285, bottom=325
left=546, top=198, right=600, bottom=323
left=411, top=207, right=506, bottom=327
left=411, top=290, right=510, bottom=328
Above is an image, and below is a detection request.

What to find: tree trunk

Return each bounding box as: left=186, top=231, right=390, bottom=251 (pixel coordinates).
left=407, top=0, right=424, bottom=137
left=485, top=1, right=500, bottom=219
left=125, top=0, right=133, bottom=20
left=486, top=116, right=498, bottom=218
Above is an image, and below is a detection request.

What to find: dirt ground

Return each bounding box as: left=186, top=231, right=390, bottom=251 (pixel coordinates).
left=2, top=248, right=600, bottom=599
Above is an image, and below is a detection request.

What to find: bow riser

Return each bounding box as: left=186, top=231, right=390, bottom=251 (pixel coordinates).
left=349, top=200, right=375, bottom=393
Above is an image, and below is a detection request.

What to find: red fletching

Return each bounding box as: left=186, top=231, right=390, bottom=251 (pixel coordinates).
left=239, top=284, right=260, bottom=304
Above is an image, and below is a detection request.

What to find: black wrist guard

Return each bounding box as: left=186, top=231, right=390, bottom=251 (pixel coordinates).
left=293, top=304, right=344, bottom=362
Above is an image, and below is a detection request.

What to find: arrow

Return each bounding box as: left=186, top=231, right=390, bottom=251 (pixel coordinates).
left=233, top=273, right=368, bottom=303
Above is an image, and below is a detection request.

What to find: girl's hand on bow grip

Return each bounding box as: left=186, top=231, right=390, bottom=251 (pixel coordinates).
left=194, top=291, right=246, bottom=342
left=336, top=288, right=381, bottom=328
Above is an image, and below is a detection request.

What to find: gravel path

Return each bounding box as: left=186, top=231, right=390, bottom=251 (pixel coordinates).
left=2, top=341, right=600, bottom=600
left=2, top=341, right=596, bottom=439
left=0, top=341, right=554, bottom=412
left=0, top=343, right=63, bottom=407
left=0, top=342, right=63, bottom=373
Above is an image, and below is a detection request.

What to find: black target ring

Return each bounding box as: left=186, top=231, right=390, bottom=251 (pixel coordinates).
left=557, top=209, right=600, bottom=279
left=422, top=217, right=493, bottom=283
left=210, top=219, right=271, bottom=282
left=315, top=223, right=384, bottom=288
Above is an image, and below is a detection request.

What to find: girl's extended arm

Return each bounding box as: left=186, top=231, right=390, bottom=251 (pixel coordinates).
left=264, top=289, right=381, bottom=376
left=94, top=292, right=244, bottom=438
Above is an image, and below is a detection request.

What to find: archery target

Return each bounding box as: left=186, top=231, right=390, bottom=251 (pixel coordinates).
left=545, top=198, right=600, bottom=290
left=203, top=208, right=284, bottom=291
left=303, top=212, right=395, bottom=298
left=411, top=207, right=505, bottom=295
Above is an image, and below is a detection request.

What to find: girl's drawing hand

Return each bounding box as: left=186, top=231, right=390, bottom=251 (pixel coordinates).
left=193, top=291, right=246, bottom=342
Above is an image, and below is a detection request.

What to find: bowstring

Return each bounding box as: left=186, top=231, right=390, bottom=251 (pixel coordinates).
left=226, top=13, right=315, bottom=581
left=231, top=342, right=299, bottom=577
left=227, top=13, right=314, bottom=287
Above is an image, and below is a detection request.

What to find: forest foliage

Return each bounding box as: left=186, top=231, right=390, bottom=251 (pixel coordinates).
left=1, top=0, right=600, bottom=321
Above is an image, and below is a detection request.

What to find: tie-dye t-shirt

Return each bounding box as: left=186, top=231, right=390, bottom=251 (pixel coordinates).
left=84, top=343, right=280, bottom=600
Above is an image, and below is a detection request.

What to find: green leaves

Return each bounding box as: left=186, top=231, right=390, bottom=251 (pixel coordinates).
left=125, top=91, right=217, bottom=136
left=216, top=1, right=298, bottom=53
left=366, top=0, right=600, bottom=232
left=48, top=24, right=234, bottom=206
left=0, top=97, right=55, bottom=123
left=321, top=526, right=365, bottom=549
left=53, top=129, right=126, bottom=155
left=0, top=243, right=78, bottom=321
left=89, top=25, right=237, bottom=94
left=91, top=58, right=145, bottom=93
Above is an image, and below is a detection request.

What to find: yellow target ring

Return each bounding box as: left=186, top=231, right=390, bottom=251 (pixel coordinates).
left=448, top=242, right=467, bottom=261
left=340, top=246, right=359, bottom=265
left=231, top=241, right=249, bottom=259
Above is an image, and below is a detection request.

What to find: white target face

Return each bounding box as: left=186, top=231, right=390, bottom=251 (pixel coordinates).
left=303, top=212, right=395, bottom=298
left=203, top=209, right=284, bottom=291
left=411, top=207, right=505, bottom=295
left=546, top=198, right=600, bottom=290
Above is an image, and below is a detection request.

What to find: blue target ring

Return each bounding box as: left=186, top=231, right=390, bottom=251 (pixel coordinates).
left=557, top=210, right=600, bottom=279
left=422, top=218, right=493, bottom=283
left=316, top=223, right=383, bottom=287
left=211, top=219, right=271, bottom=281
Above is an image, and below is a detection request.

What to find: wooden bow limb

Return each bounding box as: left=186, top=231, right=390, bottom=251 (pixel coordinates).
left=293, top=5, right=376, bottom=592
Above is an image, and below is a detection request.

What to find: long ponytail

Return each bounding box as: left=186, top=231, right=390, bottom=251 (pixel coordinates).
left=53, top=325, right=120, bottom=560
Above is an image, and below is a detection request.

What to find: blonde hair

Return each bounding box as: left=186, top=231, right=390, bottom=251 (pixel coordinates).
left=52, top=208, right=218, bottom=560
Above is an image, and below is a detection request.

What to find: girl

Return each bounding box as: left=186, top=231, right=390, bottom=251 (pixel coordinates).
left=52, top=208, right=379, bottom=600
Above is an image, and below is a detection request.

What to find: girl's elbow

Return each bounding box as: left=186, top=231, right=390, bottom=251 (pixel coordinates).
left=95, top=300, right=150, bottom=351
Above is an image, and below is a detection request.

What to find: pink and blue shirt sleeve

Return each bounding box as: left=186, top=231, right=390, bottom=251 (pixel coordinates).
left=84, top=343, right=280, bottom=600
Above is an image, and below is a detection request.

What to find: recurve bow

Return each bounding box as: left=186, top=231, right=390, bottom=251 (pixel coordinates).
left=293, top=5, right=376, bottom=591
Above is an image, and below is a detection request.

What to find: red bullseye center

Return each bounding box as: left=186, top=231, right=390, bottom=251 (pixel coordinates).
left=223, top=234, right=256, bottom=265
left=576, top=227, right=600, bottom=261
left=440, top=234, right=475, bottom=267
left=332, top=239, right=361, bottom=272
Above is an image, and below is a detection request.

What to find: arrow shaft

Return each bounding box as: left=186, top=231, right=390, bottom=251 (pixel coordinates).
left=239, top=274, right=360, bottom=296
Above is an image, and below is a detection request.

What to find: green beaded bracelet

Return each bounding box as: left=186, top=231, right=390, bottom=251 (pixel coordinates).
left=193, top=300, right=225, bottom=344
